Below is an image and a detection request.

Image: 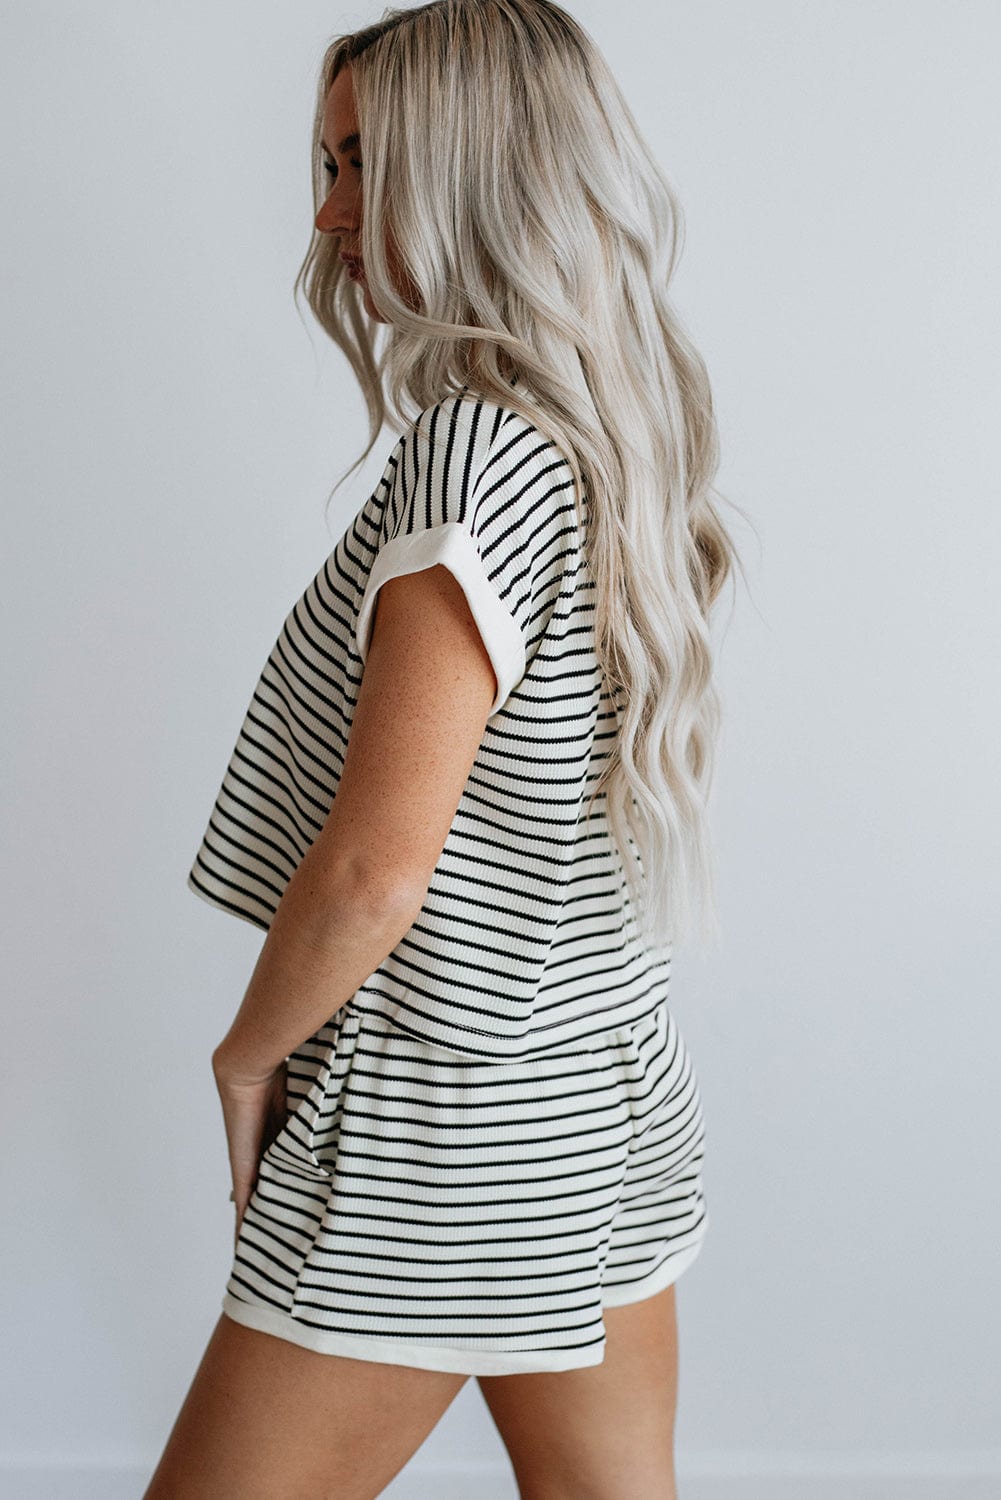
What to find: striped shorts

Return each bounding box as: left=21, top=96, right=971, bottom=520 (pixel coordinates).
left=221, top=997, right=709, bottom=1375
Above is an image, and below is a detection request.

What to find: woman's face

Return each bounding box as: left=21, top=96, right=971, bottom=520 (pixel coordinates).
left=314, top=64, right=412, bottom=323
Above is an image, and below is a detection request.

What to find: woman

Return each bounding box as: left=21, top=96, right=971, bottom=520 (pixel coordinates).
left=145, top=2, right=738, bottom=1495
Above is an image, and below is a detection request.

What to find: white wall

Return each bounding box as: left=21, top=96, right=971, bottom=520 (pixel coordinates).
left=2, top=1, right=999, bottom=1495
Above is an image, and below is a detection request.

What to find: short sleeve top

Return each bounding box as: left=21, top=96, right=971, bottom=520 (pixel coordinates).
left=186, top=385, right=672, bottom=1059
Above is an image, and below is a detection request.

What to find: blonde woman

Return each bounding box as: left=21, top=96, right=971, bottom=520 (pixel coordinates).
left=145, top=2, right=739, bottom=1495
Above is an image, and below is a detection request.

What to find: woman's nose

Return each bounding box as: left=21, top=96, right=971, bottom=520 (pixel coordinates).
left=315, top=197, right=339, bottom=235
left=315, top=182, right=361, bottom=236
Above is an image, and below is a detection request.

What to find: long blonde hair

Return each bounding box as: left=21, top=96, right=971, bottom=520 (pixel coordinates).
left=293, top=0, right=746, bottom=953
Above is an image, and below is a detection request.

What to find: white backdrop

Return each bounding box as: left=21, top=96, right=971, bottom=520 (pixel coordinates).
left=2, top=2, right=999, bottom=1496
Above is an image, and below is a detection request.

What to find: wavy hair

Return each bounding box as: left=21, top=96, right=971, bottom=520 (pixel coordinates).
left=292, top=0, right=746, bottom=953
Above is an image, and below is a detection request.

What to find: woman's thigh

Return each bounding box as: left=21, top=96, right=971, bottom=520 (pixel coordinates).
left=476, top=1282, right=680, bottom=1500
left=142, top=1310, right=469, bottom=1500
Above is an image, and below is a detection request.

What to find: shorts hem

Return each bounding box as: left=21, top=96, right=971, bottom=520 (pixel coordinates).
left=220, top=1293, right=607, bottom=1376
left=600, top=1230, right=707, bottom=1308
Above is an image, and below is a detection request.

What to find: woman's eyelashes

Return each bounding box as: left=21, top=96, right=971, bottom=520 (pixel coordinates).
left=322, top=156, right=363, bottom=181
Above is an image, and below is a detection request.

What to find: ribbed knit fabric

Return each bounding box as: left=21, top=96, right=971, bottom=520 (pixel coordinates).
left=187, top=384, right=677, bottom=1060
left=188, top=382, right=709, bottom=1369
left=221, top=997, right=708, bottom=1375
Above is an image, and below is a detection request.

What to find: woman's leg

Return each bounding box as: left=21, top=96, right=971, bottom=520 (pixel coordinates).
left=476, top=1281, right=681, bottom=1500
left=142, top=1310, right=469, bottom=1500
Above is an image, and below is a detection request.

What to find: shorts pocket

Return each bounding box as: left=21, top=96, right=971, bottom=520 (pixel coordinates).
left=261, top=1075, right=333, bottom=1178
left=262, top=1007, right=357, bottom=1179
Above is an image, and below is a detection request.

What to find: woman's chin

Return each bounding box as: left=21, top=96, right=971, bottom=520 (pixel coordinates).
left=361, top=284, right=387, bottom=323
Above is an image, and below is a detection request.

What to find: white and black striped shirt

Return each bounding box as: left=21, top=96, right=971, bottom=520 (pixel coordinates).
left=187, top=387, right=672, bottom=1059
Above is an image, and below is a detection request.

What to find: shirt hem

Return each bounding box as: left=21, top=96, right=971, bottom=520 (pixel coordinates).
left=186, top=868, right=271, bottom=932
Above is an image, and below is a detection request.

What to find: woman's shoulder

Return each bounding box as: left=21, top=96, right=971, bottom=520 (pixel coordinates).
left=402, top=380, right=558, bottom=449
left=403, top=385, right=578, bottom=499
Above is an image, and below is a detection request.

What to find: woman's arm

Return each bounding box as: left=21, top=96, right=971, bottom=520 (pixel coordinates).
left=211, top=560, right=499, bottom=1083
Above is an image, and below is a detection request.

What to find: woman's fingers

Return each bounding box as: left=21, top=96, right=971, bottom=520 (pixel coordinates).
left=217, top=1059, right=290, bottom=1249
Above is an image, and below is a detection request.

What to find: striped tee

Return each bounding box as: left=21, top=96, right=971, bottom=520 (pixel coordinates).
left=186, top=384, right=673, bottom=1060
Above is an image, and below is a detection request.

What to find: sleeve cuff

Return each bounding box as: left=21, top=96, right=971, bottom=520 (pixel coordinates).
left=354, top=521, right=527, bottom=717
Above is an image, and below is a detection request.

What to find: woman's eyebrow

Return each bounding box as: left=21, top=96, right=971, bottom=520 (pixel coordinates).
left=321, top=131, right=361, bottom=155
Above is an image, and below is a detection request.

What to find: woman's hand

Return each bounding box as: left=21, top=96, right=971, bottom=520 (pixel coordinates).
left=211, top=1050, right=289, bottom=1246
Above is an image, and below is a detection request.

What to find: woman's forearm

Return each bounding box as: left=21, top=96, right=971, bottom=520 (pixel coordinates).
left=210, top=848, right=424, bottom=1081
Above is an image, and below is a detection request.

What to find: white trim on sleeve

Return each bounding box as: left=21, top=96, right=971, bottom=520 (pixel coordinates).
left=354, top=521, right=526, bottom=717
